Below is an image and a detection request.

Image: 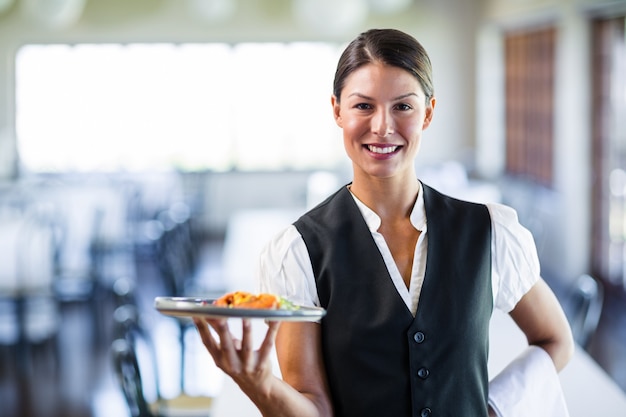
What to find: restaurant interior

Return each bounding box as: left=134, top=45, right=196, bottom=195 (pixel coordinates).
left=1, top=0, right=626, bottom=416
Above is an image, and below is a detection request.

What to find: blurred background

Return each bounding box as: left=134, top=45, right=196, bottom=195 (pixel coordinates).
left=0, top=0, right=625, bottom=416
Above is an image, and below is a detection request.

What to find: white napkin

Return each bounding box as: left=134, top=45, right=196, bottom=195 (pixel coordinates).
left=488, top=345, right=570, bottom=417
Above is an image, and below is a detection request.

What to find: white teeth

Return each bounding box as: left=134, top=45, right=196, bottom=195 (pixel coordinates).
left=367, top=145, right=398, bottom=154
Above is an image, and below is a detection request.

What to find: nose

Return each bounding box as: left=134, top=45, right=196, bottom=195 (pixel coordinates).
left=372, top=109, right=394, bottom=137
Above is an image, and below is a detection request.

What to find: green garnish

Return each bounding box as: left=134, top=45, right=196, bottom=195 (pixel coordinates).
left=278, top=297, right=300, bottom=311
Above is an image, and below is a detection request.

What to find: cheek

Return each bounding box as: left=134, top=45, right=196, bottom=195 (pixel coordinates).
left=396, top=113, right=424, bottom=139
left=398, top=119, right=424, bottom=140
left=411, top=123, right=425, bottom=137
left=341, top=116, right=367, bottom=137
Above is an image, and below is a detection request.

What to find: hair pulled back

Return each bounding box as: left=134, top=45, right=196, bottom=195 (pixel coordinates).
left=333, top=28, right=434, bottom=103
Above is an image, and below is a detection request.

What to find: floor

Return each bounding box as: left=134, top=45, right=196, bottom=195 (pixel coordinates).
left=0, top=239, right=625, bottom=417
left=0, top=297, right=114, bottom=417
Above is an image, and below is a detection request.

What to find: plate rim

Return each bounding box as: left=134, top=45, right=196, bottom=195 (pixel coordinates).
left=154, top=296, right=326, bottom=321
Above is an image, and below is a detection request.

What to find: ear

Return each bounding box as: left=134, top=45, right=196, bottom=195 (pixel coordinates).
left=331, top=95, right=343, bottom=128
left=422, top=97, right=436, bottom=130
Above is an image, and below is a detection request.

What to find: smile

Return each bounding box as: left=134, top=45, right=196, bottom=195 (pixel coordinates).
left=366, top=145, right=400, bottom=154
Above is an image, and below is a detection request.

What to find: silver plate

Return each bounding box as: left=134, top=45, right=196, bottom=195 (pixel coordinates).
left=154, top=296, right=326, bottom=322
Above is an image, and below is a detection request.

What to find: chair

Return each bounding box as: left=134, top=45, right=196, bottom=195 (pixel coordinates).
left=154, top=204, right=197, bottom=298
left=111, top=337, right=155, bottom=417
left=110, top=304, right=215, bottom=417
left=0, top=203, right=61, bottom=376
left=564, top=274, right=604, bottom=350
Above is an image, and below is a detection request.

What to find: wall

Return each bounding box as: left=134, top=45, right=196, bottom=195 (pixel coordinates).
left=0, top=0, right=479, bottom=180
left=476, top=0, right=626, bottom=282
left=200, top=170, right=311, bottom=236
left=3, top=0, right=622, bottom=283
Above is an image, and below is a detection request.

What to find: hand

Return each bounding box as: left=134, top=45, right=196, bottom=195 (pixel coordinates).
left=194, top=317, right=281, bottom=391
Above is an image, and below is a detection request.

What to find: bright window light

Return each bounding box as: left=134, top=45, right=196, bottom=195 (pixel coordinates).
left=16, top=42, right=344, bottom=173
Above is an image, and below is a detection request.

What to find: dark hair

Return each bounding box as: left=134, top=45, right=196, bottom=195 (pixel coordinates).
left=333, top=28, right=434, bottom=103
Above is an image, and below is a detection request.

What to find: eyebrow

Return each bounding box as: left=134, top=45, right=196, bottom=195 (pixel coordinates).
left=347, top=92, right=420, bottom=101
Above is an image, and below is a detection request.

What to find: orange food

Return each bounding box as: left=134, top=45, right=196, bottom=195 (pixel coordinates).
left=213, top=291, right=280, bottom=309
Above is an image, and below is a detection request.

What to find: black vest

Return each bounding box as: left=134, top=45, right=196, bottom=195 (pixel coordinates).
left=294, top=184, right=493, bottom=417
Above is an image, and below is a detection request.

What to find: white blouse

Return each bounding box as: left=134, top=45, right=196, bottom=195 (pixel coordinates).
left=255, top=184, right=569, bottom=417
left=257, top=183, right=539, bottom=315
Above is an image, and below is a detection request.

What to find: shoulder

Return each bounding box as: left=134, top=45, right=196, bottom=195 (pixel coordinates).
left=421, top=183, right=491, bottom=231
left=485, top=202, right=522, bottom=226
left=422, top=182, right=489, bottom=213
left=259, top=224, right=305, bottom=269
left=297, top=185, right=351, bottom=221
left=257, top=224, right=318, bottom=307
left=485, top=202, right=536, bottom=249
left=485, top=202, right=541, bottom=312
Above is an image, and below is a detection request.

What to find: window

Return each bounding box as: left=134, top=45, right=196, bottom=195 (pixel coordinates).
left=504, top=27, right=556, bottom=186
left=15, top=42, right=344, bottom=173
left=591, top=16, right=626, bottom=291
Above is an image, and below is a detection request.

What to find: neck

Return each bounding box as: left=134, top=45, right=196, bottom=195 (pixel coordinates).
left=349, top=174, right=420, bottom=220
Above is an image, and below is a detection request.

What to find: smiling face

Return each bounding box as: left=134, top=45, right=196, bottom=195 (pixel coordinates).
left=332, top=61, right=435, bottom=183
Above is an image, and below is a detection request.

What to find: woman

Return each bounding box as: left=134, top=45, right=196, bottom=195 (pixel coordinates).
left=194, top=28, right=574, bottom=417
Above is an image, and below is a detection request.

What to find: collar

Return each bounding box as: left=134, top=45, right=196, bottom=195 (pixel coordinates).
left=348, top=182, right=427, bottom=233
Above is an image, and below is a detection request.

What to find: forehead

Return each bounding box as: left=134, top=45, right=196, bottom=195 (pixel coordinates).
left=342, top=62, right=424, bottom=99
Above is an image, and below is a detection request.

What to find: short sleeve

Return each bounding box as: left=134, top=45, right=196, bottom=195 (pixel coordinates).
left=256, top=225, right=319, bottom=308
left=487, top=203, right=541, bottom=313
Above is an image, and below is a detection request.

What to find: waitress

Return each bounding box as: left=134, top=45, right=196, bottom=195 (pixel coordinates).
left=195, top=28, right=574, bottom=417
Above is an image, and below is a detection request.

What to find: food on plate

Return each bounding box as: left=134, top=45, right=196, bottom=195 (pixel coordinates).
left=213, top=291, right=298, bottom=310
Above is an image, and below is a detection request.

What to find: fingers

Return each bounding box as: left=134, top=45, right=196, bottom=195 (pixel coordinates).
left=206, top=318, right=242, bottom=372
left=193, top=317, right=221, bottom=358
left=240, top=319, right=254, bottom=370
left=194, top=317, right=241, bottom=372
left=194, top=317, right=280, bottom=379
left=257, top=320, right=280, bottom=366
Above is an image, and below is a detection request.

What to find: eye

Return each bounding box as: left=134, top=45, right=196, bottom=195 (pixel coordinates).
left=354, top=103, right=373, bottom=110
left=394, top=103, right=413, bottom=111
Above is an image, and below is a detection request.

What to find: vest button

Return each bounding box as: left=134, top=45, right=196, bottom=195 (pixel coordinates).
left=417, top=367, right=430, bottom=379
left=420, top=407, right=432, bottom=417
left=413, top=331, right=425, bottom=343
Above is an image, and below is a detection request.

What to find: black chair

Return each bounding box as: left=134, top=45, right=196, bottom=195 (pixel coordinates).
left=110, top=304, right=214, bottom=417
left=1, top=203, right=62, bottom=376
left=564, top=274, right=604, bottom=350
left=154, top=205, right=198, bottom=298
left=111, top=337, right=155, bottom=417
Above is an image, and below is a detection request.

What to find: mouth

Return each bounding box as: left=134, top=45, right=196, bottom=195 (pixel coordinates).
left=365, top=144, right=401, bottom=154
